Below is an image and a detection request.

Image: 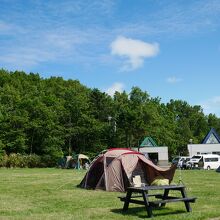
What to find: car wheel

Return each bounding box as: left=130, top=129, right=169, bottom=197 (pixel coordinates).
left=207, top=166, right=211, bottom=170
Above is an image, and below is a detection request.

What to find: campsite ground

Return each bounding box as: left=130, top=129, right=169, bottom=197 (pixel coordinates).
left=0, top=168, right=220, bottom=220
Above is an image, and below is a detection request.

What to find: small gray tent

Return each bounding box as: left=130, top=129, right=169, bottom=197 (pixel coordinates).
left=216, top=166, right=220, bottom=172
left=79, top=148, right=176, bottom=192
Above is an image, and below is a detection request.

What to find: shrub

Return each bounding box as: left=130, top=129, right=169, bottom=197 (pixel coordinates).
left=0, top=153, right=57, bottom=168
left=7, top=153, right=30, bottom=168
left=40, top=155, right=57, bottom=167
left=26, top=154, right=41, bottom=168
left=0, top=152, right=8, bottom=167
left=0, top=141, right=5, bottom=166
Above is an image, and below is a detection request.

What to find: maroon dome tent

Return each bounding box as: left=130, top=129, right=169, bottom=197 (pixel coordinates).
left=79, top=148, right=176, bottom=192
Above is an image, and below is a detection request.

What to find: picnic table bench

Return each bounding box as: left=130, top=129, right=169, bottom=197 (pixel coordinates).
left=118, top=184, right=197, bottom=218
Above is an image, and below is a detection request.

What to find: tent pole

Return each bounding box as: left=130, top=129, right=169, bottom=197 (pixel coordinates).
left=104, top=156, right=108, bottom=190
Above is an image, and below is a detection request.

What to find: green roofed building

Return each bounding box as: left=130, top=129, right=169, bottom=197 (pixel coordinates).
left=133, top=137, right=169, bottom=166
left=140, top=137, right=157, bottom=147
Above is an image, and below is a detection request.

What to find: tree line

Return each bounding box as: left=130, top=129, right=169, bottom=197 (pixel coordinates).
left=0, top=69, right=220, bottom=166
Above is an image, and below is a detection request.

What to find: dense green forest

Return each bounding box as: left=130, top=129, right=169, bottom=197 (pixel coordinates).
left=0, top=69, right=220, bottom=166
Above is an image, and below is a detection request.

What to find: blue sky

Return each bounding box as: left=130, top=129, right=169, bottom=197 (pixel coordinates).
left=1, top=0, right=220, bottom=116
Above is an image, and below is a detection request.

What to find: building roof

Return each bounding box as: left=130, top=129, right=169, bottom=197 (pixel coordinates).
left=201, top=128, right=220, bottom=144
left=140, top=137, right=157, bottom=147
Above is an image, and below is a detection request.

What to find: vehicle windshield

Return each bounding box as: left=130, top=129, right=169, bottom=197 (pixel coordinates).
left=172, top=157, right=180, bottom=161
left=192, top=156, right=201, bottom=159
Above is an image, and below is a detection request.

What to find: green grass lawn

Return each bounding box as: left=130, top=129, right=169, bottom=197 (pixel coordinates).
left=0, top=168, right=220, bottom=220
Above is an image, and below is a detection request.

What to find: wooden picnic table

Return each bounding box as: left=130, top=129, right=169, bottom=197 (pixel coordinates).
left=119, top=184, right=197, bottom=218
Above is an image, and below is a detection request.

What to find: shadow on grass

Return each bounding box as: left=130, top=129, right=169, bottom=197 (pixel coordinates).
left=111, top=207, right=186, bottom=218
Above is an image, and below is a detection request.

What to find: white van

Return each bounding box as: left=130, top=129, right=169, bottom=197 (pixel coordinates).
left=186, top=155, right=203, bottom=169
left=200, top=154, right=220, bottom=170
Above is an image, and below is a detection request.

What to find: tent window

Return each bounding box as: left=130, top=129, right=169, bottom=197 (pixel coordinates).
left=106, top=157, right=115, bottom=167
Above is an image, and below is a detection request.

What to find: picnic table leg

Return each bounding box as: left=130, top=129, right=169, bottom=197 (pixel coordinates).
left=123, top=189, right=132, bottom=211
left=142, top=191, right=153, bottom=218
left=161, top=189, right=169, bottom=207
left=180, top=188, right=192, bottom=212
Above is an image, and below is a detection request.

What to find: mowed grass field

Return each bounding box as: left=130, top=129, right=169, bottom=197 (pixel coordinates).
left=0, top=168, right=220, bottom=220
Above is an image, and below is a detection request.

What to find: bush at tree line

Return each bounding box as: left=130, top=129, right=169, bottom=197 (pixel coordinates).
left=0, top=152, right=58, bottom=168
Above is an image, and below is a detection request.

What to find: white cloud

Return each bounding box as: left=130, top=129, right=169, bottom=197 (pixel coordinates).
left=110, top=36, right=159, bottom=71
left=166, top=76, right=182, bottom=84
left=0, top=20, right=24, bottom=35
left=200, top=96, right=220, bottom=116
left=105, top=82, right=125, bottom=96
left=0, top=27, right=95, bottom=69
left=45, top=0, right=115, bottom=18
left=0, top=47, right=56, bottom=69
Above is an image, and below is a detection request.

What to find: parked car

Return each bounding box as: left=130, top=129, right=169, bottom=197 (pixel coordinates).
left=172, top=156, right=181, bottom=165
left=181, top=157, right=191, bottom=169
left=186, top=155, right=203, bottom=169
left=172, top=156, right=191, bottom=169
